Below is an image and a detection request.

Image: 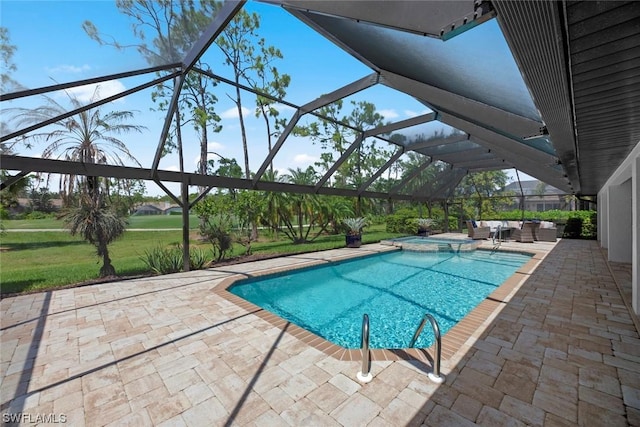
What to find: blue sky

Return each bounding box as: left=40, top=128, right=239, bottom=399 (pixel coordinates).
left=2, top=0, right=530, bottom=196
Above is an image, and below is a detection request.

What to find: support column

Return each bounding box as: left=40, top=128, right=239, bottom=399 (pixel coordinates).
left=608, top=180, right=632, bottom=263
left=181, top=180, right=190, bottom=272
left=633, top=156, right=639, bottom=314
left=599, top=189, right=608, bottom=249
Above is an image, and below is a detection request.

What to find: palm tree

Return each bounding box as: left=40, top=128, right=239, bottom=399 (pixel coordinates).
left=12, top=86, right=144, bottom=276
left=63, top=193, right=127, bottom=277
left=11, top=87, right=145, bottom=205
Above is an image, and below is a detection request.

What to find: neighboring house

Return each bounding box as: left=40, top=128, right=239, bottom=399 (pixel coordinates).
left=132, top=202, right=185, bottom=216
left=504, top=180, right=574, bottom=212
left=13, top=197, right=63, bottom=213
left=132, top=204, right=164, bottom=216
left=163, top=206, right=183, bottom=215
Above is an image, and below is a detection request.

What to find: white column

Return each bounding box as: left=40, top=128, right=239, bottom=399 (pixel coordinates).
left=608, top=180, right=632, bottom=263
left=599, top=190, right=608, bottom=248
left=633, top=156, right=639, bottom=314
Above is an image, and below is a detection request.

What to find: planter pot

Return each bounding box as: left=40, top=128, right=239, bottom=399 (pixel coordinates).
left=346, top=234, right=362, bottom=248
left=417, top=227, right=430, bottom=237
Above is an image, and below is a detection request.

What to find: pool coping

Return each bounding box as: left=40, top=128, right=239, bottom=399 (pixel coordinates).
left=212, top=243, right=548, bottom=365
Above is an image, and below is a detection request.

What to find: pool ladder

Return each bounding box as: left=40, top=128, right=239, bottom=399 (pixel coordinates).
left=491, top=224, right=503, bottom=253
left=357, top=313, right=444, bottom=384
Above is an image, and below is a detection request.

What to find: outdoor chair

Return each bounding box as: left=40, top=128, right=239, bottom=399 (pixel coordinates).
left=512, top=221, right=535, bottom=243
left=536, top=221, right=558, bottom=242
left=466, top=220, right=490, bottom=240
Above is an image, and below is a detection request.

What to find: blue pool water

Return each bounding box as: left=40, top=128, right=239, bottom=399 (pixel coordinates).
left=229, top=250, right=531, bottom=349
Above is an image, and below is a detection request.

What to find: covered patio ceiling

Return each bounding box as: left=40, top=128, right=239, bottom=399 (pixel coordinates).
left=2, top=0, right=639, bottom=200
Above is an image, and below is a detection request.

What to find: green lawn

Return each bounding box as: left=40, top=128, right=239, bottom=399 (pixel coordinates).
left=1, top=214, right=200, bottom=230
left=0, top=224, right=406, bottom=295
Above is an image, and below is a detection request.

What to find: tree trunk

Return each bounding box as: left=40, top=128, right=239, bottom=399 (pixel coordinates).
left=99, top=243, right=115, bottom=277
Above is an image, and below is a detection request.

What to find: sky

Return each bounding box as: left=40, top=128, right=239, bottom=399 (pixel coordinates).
left=1, top=0, right=532, bottom=197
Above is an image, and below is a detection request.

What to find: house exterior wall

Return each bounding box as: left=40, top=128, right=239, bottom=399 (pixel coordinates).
left=599, top=141, right=640, bottom=315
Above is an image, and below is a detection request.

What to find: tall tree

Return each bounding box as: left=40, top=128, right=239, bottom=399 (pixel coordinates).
left=11, top=85, right=142, bottom=276
left=296, top=100, right=389, bottom=215
left=216, top=9, right=290, bottom=239
left=0, top=26, right=30, bottom=214
left=456, top=170, right=509, bottom=219
left=84, top=0, right=223, bottom=184
left=251, top=40, right=290, bottom=175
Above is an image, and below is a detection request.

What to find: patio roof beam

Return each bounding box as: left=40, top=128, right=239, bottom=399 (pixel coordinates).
left=0, top=63, right=181, bottom=102
left=252, top=109, right=302, bottom=186
left=357, top=147, right=405, bottom=195
left=314, top=133, right=364, bottom=192
left=381, top=69, right=546, bottom=140
left=1, top=71, right=180, bottom=143
left=452, top=158, right=509, bottom=169
left=434, top=147, right=489, bottom=163
left=426, top=170, right=466, bottom=201
left=182, top=1, right=245, bottom=73
left=390, top=157, right=432, bottom=194
left=152, top=73, right=187, bottom=173
left=363, top=112, right=437, bottom=138
left=1, top=155, right=422, bottom=201
left=407, top=133, right=471, bottom=151
left=300, top=73, right=380, bottom=114
left=0, top=170, right=30, bottom=191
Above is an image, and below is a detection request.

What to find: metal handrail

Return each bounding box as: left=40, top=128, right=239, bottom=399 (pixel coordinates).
left=409, top=313, right=444, bottom=383
left=356, top=314, right=373, bottom=383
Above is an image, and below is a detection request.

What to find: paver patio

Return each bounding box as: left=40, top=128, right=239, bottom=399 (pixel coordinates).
left=1, top=238, right=639, bottom=426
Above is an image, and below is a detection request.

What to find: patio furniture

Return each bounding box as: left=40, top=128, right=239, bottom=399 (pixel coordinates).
left=512, top=221, right=535, bottom=243
left=537, top=221, right=558, bottom=242
left=466, top=220, right=490, bottom=240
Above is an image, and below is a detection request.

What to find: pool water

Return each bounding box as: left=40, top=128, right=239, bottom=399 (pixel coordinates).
left=229, top=250, right=531, bottom=349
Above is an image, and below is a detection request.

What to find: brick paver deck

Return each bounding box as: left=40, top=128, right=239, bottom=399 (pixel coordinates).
left=1, top=238, right=638, bottom=426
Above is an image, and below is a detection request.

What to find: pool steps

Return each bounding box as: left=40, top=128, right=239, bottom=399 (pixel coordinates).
left=380, top=236, right=482, bottom=252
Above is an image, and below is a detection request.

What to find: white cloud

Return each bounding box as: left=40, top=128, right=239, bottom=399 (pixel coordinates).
left=207, top=142, right=225, bottom=152
left=272, top=103, right=296, bottom=114
left=220, top=106, right=251, bottom=119
left=46, top=64, right=91, bottom=74
left=378, top=109, right=399, bottom=119
left=404, top=109, right=431, bottom=118
left=60, top=80, right=126, bottom=103
left=293, top=153, right=318, bottom=165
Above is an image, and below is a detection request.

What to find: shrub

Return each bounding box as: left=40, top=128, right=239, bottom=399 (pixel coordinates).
left=343, top=217, right=366, bottom=235
left=199, top=219, right=233, bottom=262
left=140, top=245, right=183, bottom=274
left=385, top=208, right=418, bottom=233
left=140, top=244, right=210, bottom=274
left=564, top=218, right=583, bottom=238
left=189, top=247, right=209, bottom=270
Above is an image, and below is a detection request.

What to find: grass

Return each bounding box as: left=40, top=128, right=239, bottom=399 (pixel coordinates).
left=0, top=224, right=407, bottom=295
left=1, top=215, right=200, bottom=230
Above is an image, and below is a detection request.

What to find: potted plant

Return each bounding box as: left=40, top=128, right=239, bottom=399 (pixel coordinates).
left=416, top=218, right=436, bottom=236
left=343, top=217, right=366, bottom=248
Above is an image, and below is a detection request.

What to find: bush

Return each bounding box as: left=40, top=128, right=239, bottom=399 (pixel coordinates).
left=189, top=247, right=209, bottom=270
left=564, top=218, right=583, bottom=239
left=140, top=245, right=183, bottom=274
left=24, top=211, right=55, bottom=220
left=140, top=244, right=209, bottom=274
left=385, top=208, right=418, bottom=233
left=199, top=219, right=233, bottom=262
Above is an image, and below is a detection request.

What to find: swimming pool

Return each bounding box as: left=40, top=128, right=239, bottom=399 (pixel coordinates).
left=229, top=249, right=531, bottom=349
